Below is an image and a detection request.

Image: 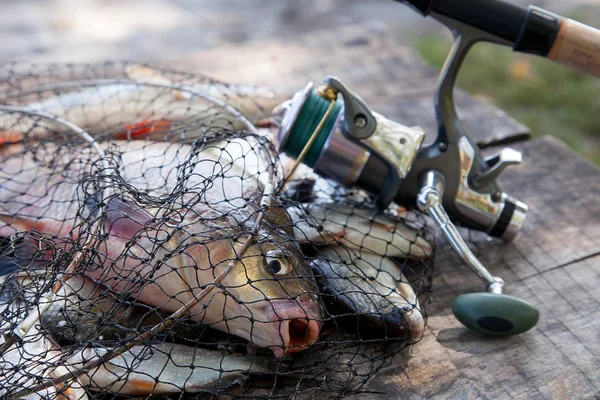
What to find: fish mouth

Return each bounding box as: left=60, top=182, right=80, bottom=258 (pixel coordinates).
left=387, top=297, right=425, bottom=340
left=261, top=297, right=322, bottom=358
left=403, top=308, right=425, bottom=340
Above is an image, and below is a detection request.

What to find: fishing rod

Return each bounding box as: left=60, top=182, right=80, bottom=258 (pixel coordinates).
left=277, top=0, right=600, bottom=336
left=398, top=0, right=600, bottom=79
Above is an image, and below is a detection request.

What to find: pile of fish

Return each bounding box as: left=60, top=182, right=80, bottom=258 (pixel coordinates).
left=0, top=63, right=434, bottom=399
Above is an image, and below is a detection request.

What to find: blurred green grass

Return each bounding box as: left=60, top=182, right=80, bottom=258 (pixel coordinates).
left=414, top=36, right=600, bottom=165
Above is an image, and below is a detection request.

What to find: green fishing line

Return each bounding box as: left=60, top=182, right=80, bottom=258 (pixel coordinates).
left=283, top=89, right=342, bottom=168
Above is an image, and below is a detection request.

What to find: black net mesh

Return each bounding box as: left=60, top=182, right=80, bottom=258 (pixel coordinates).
left=0, top=62, right=434, bottom=399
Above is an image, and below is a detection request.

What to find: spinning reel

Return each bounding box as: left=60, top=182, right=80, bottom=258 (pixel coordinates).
left=277, top=0, right=600, bottom=336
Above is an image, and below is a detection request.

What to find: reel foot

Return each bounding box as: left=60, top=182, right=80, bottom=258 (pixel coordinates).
left=452, top=293, right=539, bottom=337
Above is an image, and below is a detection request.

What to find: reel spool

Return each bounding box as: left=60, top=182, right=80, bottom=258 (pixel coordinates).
left=278, top=84, right=344, bottom=170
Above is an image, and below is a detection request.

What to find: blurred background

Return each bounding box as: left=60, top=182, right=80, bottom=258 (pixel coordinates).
left=1, top=0, right=599, bottom=164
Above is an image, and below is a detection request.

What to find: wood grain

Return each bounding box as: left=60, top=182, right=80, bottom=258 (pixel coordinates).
left=351, top=136, right=600, bottom=399
left=548, top=19, right=600, bottom=78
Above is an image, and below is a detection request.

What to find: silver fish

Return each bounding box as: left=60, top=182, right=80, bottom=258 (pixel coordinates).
left=0, top=266, right=275, bottom=398
left=0, top=269, right=223, bottom=346
left=125, top=64, right=283, bottom=126
left=287, top=199, right=433, bottom=260
left=0, top=320, right=274, bottom=398
left=61, top=342, right=275, bottom=396
left=0, top=324, right=89, bottom=400
left=311, top=247, right=425, bottom=340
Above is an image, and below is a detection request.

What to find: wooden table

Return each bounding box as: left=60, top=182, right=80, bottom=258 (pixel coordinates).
left=182, top=24, right=600, bottom=399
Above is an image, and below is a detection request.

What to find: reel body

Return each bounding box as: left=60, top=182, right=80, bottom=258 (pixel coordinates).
left=278, top=79, right=425, bottom=209
left=277, top=75, right=539, bottom=336
left=278, top=78, right=528, bottom=241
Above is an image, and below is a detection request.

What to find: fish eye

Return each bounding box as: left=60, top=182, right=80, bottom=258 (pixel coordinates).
left=268, top=259, right=282, bottom=274
left=265, top=251, right=291, bottom=276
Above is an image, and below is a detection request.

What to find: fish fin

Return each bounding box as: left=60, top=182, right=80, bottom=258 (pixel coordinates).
left=0, top=131, right=25, bottom=147
left=103, top=197, right=156, bottom=239
left=263, top=205, right=295, bottom=237
left=283, top=178, right=316, bottom=204
left=0, top=276, right=20, bottom=303
left=113, top=119, right=173, bottom=140
left=0, top=252, right=22, bottom=277
left=255, top=118, right=278, bottom=128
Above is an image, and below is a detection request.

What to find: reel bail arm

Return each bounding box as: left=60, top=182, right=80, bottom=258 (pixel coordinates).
left=322, top=76, right=377, bottom=140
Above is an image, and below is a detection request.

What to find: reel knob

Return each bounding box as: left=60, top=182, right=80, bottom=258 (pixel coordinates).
left=452, top=293, right=539, bottom=336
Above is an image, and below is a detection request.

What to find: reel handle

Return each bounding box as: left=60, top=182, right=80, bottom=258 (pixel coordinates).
left=416, top=170, right=539, bottom=336
left=416, top=171, right=503, bottom=294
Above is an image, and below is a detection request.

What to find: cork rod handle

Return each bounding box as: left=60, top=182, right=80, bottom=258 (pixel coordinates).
left=547, top=19, right=600, bottom=78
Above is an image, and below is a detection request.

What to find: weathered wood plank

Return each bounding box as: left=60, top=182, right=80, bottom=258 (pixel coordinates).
left=353, top=136, right=600, bottom=399
left=176, top=24, right=530, bottom=147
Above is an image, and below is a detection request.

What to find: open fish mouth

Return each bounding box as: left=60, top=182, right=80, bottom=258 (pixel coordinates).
left=257, top=298, right=322, bottom=358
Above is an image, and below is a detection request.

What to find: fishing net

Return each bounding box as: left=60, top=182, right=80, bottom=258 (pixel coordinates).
left=0, top=62, right=434, bottom=399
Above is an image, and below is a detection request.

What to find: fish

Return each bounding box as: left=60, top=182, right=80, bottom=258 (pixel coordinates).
left=260, top=163, right=431, bottom=341
left=278, top=170, right=433, bottom=260
left=286, top=198, right=433, bottom=260
left=125, top=64, right=284, bottom=128
left=0, top=315, right=275, bottom=397
left=310, top=247, right=425, bottom=340
left=0, top=139, right=322, bottom=358
left=57, top=342, right=275, bottom=396
left=0, top=64, right=285, bottom=145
